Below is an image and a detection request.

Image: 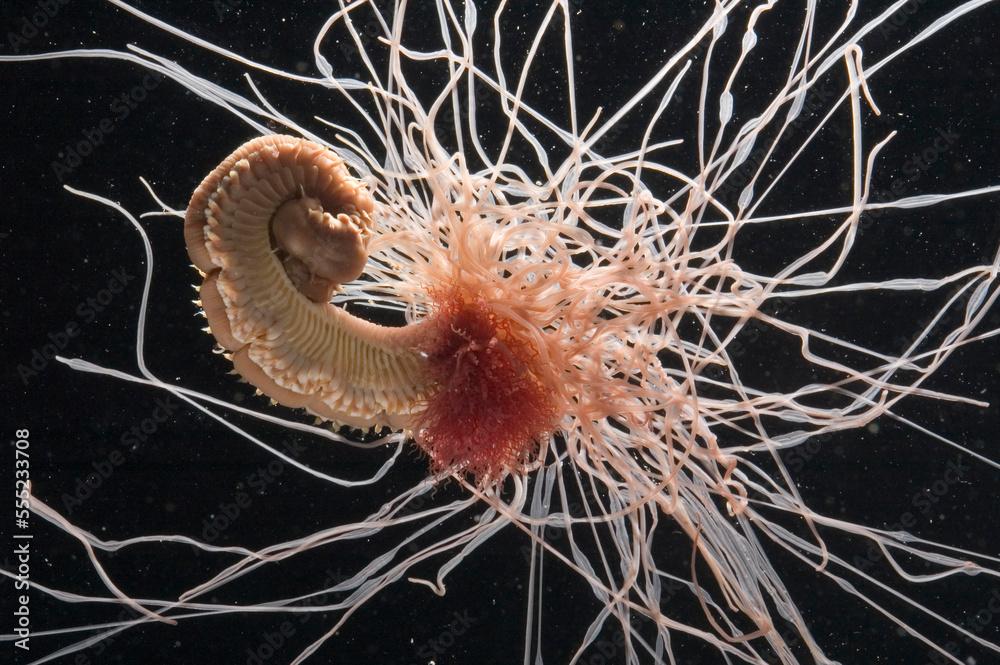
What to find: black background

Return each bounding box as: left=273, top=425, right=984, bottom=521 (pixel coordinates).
left=2, top=2, right=1000, bottom=664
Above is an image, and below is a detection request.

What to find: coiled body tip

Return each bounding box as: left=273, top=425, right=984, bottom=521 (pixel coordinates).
left=186, top=135, right=558, bottom=480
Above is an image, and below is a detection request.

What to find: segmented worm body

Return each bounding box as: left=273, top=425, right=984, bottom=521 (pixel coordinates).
left=185, top=135, right=558, bottom=480
left=185, top=135, right=430, bottom=429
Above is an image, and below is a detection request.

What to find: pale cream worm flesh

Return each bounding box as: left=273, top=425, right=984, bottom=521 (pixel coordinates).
left=184, top=135, right=430, bottom=429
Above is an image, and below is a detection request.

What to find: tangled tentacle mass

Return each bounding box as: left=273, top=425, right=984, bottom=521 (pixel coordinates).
left=2, top=1, right=999, bottom=663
